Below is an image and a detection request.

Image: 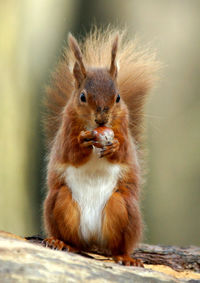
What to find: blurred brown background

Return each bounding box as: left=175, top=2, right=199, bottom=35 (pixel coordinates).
left=0, top=0, right=199, bottom=245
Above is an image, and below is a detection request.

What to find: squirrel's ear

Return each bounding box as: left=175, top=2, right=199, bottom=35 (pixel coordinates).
left=73, top=61, right=85, bottom=88
left=68, top=33, right=86, bottom=81
left=109, top=34, right=118, bottom=79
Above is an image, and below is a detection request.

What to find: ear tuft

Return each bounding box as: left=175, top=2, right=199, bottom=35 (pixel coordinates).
left=68, top=33, right=86, bottom=77
left=110, top=34, right=119, bottom=79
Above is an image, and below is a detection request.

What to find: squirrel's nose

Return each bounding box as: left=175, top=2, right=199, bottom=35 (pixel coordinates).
left=95, top=119, right=105, bottom=126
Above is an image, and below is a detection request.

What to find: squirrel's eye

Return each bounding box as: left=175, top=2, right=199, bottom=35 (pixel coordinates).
left=80, top=92, right=86, bottom=103
left=116, top=94, right=120, bottom=103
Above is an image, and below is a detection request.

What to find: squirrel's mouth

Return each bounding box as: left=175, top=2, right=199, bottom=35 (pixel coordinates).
left=95, top=120, right=106, bottom=127
left=86, top=123, right=110, bottom=132
left=94, top=117, right=109, bottom=127
left=86, top=117, right=111, bottom=131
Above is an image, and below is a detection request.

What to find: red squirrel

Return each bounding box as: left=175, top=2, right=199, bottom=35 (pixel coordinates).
left=43, top=28, right=159, bottom=266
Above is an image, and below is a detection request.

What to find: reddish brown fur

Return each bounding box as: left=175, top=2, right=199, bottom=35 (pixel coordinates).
left=44, top=186, right=81, bottom=249
left=44, top=27, right=159, bottom=147
left=43, top=27, right=159, bottom=266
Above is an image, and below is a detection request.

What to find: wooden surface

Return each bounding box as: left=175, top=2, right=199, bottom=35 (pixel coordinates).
left=0, top=232, right=199, bottom=282
left=26, top=235, right=200, bottom=272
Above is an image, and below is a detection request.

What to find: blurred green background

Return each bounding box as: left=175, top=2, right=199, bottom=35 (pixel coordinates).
left=0, top=0, right=199, bottom=245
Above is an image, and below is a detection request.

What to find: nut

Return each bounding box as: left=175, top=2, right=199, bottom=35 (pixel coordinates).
left=93, top=126, right=114, bottom=147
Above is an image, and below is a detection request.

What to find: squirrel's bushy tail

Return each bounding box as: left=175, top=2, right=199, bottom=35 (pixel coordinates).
left=44, top=26, right=160, bottom=147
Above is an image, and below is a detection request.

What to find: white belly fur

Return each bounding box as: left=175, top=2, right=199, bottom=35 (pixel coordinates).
left=65, top=148, right=121, bottom=243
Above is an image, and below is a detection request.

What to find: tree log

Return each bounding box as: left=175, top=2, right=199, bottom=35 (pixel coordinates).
left=0, top=231, right=199, bottom=282
left=25, top=235, right=200, bottom=273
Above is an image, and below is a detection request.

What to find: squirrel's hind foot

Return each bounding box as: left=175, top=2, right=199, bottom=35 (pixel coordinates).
left=113, top=255, right=144, bottom=267
left=42, top=237, right=79, bottom=253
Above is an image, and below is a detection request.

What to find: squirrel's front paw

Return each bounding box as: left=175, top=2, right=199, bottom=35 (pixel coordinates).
left=78, top=130, right=96, bottom=148
left=100, top=138, right=119, bottom=158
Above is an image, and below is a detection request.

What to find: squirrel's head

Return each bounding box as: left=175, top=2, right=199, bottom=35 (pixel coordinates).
left=68, top=33, right=124, bottom=129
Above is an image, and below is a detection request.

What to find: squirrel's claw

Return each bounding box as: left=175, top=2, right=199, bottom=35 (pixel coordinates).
left=78, top=130, right=96, bottom=148
left=113, top=255, right=144, bottom=267
left=100, top=138, right=119, bottom=158
left=79, top=130, right=95, bottom=142
left=80, top=140, right=96, bottom=148
left=42, top=237, right=79, bottom=253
